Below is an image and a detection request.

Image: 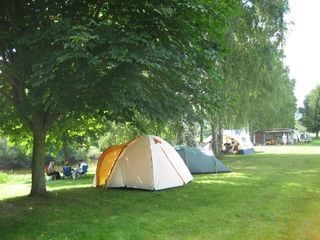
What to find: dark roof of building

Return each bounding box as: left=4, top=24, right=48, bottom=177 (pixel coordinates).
left=261, top=128, right=294, bottom=133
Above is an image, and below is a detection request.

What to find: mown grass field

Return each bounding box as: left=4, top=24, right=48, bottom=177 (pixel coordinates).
left=1, top=142, right=320, bottom=240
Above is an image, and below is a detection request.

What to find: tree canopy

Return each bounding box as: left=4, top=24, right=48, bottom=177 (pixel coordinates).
left=299, top=85, right=320, bottom=137
left=0, top=0, right=231, bottom=195
left=0, top=0, right=296, bottom=195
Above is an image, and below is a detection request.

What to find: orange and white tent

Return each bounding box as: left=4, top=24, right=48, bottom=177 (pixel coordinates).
left=94, top=135, right=193, bottom=190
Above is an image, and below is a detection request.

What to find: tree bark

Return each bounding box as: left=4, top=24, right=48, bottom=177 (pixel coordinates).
left=176, top=122, right=184, bottom=145
left=30, top=127, right=47, bottom=196
left=210, top=120, right=219, bottom=156
left=184, top=123, right=197, bottom=147
left=199, top=122, right=204, bottom=143
left=63, top=135, right=69, bottom=164
left=217, top=120, right=224, bottom=156
left=210, top=114, right=223, bottom=157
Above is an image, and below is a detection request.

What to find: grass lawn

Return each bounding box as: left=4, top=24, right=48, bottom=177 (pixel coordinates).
left=1, top=142, right=320, bottom=240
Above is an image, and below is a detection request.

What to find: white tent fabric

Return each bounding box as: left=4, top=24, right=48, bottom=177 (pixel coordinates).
left=223, top=129, right=254, bottom=153
left=201, top=129, right=254, bottom=154
left=96, top=135, right=193, bottom=190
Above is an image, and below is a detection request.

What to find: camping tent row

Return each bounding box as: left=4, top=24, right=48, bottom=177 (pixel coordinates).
left=201, top=129, right=254, bottom=154
left=94, top=135, right=230, bottom=191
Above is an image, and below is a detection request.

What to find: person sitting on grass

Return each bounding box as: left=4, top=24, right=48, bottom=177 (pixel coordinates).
left=47, top=161, right=61, bottom=180
left=62, top=161, right=74, bottom=179
left=74, top=160, right=88, bottom=178
left=231, top=140, right=239, bottom=154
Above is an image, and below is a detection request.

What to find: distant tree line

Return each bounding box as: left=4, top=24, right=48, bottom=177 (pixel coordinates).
left=299, top=85, right=320, bottom=138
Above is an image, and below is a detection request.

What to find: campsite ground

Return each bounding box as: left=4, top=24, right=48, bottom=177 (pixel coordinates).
left=1, top=141, right=320, bottom=239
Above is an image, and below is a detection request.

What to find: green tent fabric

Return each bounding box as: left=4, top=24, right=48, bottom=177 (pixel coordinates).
left=175, top=146, right=231, bottom=174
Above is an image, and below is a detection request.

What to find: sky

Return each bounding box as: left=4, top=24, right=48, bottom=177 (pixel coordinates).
left=284, top=0, right=320, bottom=107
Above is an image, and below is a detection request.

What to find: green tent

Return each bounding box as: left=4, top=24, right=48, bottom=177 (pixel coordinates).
left=175, top=146, right=231, bottom=174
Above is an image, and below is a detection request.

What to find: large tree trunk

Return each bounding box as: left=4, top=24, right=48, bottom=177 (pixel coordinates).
left=199, top=122, right=204, bottom=143
left=217, top=120, right=224, bottom=156
left=176, top=122, right=184, bottom=145
left=63, top=135, right=69, bottom=164
left=28, top=112, right=59, bottom=196
left=184, top=122, right=197, bottom=147
left=210, top=114, right=223, bottom=157
left=30, top=127, right=47, bottom=196
left=210, top=121, right=219, bottom=156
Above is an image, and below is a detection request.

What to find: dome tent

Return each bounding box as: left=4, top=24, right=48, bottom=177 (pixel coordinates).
left=94, top=135, right=193, bottom=190
left=175, top=146, right=230, bottom=174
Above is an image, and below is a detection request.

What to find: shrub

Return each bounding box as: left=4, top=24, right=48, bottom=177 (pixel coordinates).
left=0, top=172, right=9, bottom=183
left=0, top=139, right=31, bottom=169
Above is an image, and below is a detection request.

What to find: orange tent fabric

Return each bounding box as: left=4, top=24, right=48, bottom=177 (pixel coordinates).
left=95, top=144, right=126, bottom=187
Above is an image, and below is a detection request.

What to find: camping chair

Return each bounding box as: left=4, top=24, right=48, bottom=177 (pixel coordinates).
left=74, top=164, right=88, bottom=179
left=63, top=166, right=74, bottom=179
left=81, top=165, right=88, bottom=175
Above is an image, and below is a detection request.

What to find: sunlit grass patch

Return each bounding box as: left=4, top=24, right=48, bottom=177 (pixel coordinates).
left=0, top=171, right=32, bottom=200
left=0, top=172, right=94, bottom=200
left=194, top=172, right=252, bottom=186
left=0, top=172, right=9, bottom=183
left=0, top=182, right=31, bottom=200
left=255, top=144, right=320, bottom=155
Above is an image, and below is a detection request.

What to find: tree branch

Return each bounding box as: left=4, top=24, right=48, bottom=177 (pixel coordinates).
left=11, top=90, right=33, bottom=130
left=44, top=111, right=61, bottom=132
left=94, top=1, right=104, bottom=19
left=1, top=65, right=33, bottom=129
left=2, top=64, right=26, bottom=100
